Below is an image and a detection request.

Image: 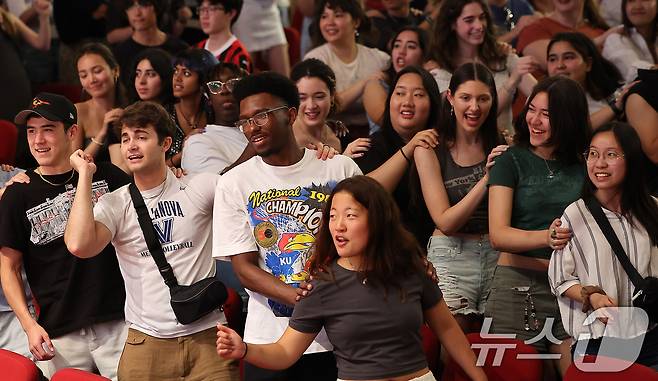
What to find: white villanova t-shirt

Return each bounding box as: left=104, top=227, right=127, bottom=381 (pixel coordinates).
left=94, top=171, right=225, bottom=338
left=213, top=149, right=362, bottom=353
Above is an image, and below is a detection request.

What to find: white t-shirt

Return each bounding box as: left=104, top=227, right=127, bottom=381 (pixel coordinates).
left=181, top=124, right=248, bottom=174
left=305, top=43, right=390, bottom=127
left=213, top=149, right=362, bottom=352
left=603, top=28, right=657, bottom=84
left=94, top=171, right=225, bottom=338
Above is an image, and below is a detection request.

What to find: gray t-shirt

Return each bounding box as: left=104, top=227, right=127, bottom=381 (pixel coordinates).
left=289, top=261, right=443, bottom=380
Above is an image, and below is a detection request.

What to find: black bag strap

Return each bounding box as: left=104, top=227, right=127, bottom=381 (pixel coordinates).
left=128, top=183, right=179, bottom=288
left=584, top=196, right=644, bottom=287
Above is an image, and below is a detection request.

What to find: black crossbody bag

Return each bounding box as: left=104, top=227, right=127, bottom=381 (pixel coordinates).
left=584, top=196, right=658, bottom=323
left=129, top=183, right=227, bottom=325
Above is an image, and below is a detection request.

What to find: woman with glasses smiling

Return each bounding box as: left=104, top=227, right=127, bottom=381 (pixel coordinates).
left=548, top=121, right=658, bottom=369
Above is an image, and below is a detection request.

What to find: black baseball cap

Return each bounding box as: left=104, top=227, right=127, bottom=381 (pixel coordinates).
left=14, top=92, right=77, bottom=126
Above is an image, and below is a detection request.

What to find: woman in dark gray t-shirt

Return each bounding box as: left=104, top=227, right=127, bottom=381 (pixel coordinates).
left=217, top=176, right=487, bottom=381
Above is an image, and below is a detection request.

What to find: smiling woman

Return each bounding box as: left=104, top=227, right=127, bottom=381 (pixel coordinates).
left=74, top=43, right=128, bottom=168
left=548, top=122, right=658, bottom=369
left=485, top=76, right=591, bottom=376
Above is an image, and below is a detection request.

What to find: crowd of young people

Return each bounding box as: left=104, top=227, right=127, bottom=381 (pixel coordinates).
left=0, top=0, right=657, bottom=380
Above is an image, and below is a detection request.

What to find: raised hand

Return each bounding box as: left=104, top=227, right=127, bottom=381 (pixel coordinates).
left=70, top=149, right=97, bottom=176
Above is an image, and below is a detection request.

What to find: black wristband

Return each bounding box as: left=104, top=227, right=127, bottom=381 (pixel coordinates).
left=399, top=147, right=411, bottom=165
left=607, top=94, right=623, bottom=119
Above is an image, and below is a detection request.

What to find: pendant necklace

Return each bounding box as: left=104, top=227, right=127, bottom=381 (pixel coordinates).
left=176, top=103, right=199, bottom=131
left=543, top=158, right=555, bottom=179
left=36, top=167, right=75, bottom=186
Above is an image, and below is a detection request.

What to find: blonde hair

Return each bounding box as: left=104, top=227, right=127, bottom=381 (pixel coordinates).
left=0, top=7, right=20, bottom=41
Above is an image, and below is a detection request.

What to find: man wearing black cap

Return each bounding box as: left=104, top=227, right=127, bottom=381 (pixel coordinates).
left=0, top=93, right=129, bottom=380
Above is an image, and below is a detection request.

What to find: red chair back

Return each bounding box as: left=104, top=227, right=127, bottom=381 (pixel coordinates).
left=284, top=27, right=301, bottom=67
left=50, top=368, right=110, bottom=381
left=222, top=287, right=243, bottom=330
left=0, top=349, right=39, bottom=381
left=564, top=355, right=658, bottom=380
left=36, top=83, right=83, bottom=104
left=421, top=324, right=440, bottom=375
left=0, top=120, right=18, bottom=165
left=442, top=333, right=542, bottom=381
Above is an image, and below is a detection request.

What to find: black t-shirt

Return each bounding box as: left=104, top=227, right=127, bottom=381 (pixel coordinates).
left=113, top=36, right=189, bottom=88
left=355, top=127, right=434, bottom=245
left=367, top=10, right=428, bottom=52
left=53, top=0, right=107, bottom=44
left=0, top=163, right=129, bottom=338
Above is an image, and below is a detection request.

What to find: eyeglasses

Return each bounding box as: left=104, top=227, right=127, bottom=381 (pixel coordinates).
left=235, top=106, right=289, bottom=132
left=197, top=5, right=225, bottom=14
left=207, top=78, right=240, bottom=94
left=583, top=149, right=625, bottom=162
left=503, top=7, right=515, bottom=30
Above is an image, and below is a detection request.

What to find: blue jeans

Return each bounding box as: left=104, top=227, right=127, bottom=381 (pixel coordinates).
left=427, top=235, right=498, bottom=315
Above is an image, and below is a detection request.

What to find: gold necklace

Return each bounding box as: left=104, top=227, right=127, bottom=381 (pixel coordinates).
left=36, top=167, right=75, bottom=186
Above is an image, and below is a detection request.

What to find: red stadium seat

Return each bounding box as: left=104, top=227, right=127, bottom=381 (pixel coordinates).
left=442, top=333, right=543, bottom=381
left=421, top=324, right=440, bottom=375
left=564, top=355, right=658, bottom=380
left=36, top=83, right=83, bottom=104
left=284, top=27, right=301, bottom=67
left=0, top=120, right=18, bottom=165
left=50, top=368, right=110, bottom=381
left=0, top=349, right=39, bottom=381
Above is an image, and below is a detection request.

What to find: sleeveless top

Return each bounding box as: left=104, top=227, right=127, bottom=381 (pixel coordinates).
left=437, top=144, right=488, bottom=234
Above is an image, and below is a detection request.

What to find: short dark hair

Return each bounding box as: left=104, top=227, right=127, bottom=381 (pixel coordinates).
left=310, top=176, right=426, bottom=296
left=173, top=48, right=220, bottom=93
left=232, top=71, right=300, bottom=109
left=208, top=62, right=248, bottom=81
left=119, top=0, right=164, bottom=20
left=197, top=0, right=243, bottom=25
left=514, top=76, right=591, bottom=165
left=128, top=48, right=175, bottom=104
left=290, top=58, right=338, bottom=113
left=547, top=32, right=622, bottom=100
left=310, top=0, right=371, bottom=47
left=115, top=101, right=175, bottom=144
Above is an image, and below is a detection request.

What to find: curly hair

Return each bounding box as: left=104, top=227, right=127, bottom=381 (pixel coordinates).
left=428, top=0, right=507, bottom=73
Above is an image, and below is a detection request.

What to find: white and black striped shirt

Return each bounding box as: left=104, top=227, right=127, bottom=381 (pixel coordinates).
left=548, top=198, right=658, bottom=340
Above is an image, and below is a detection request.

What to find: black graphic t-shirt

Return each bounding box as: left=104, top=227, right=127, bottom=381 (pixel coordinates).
left=0, top=163, right=129, bottom=338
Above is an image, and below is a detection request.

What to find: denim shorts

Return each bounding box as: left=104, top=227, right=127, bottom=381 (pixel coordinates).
left=484, top=265, right=570, bottom=353
left=427, top=235, right=499, bottom=316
